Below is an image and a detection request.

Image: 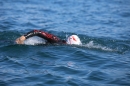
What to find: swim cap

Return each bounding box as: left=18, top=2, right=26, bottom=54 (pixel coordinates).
left=67, top=35, right=82, bottom=45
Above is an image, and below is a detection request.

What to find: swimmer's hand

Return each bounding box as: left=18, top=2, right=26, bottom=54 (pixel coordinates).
left=15, top=36, right=26, bottom=44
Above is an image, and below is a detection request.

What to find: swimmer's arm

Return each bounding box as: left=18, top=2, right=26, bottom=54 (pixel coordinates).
left=15, top=30, right=42, bottom=44
left=15, top=30, right=65, bottom=44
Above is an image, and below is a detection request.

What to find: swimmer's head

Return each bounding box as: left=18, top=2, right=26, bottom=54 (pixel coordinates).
left=67, top=35, right=82, bottom=45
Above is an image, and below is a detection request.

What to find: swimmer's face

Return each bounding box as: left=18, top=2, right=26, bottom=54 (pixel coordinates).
left=67, top=35, right=82, bottom=45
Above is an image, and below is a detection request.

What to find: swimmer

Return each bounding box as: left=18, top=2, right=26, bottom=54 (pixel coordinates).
left=15, top=30, right=82, bottom=45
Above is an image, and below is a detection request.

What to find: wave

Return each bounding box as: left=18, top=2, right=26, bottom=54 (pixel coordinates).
left=23, top=36, right=123, bottom=53
left=23, top=37, right=115, bottom=52
left=82, top=41, right=114, bottom=52
left=0, top=30, right=129, bottom=53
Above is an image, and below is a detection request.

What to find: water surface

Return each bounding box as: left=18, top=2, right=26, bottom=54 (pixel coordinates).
left=0, top=0, right=130, bottom=86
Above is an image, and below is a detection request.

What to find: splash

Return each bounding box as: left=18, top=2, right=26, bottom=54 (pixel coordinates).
left=82, top=41, right=114, bottom=52
left=24, top=36, right=46, bottom=45
left=23, top=36, right=116, bottom=52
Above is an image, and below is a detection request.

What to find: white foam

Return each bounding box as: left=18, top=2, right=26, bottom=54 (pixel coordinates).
left=82, top=41, right=114, bottom=52
left=24, top=36, right=115, bottom=52
left=24, top=36, right=46, bottom=45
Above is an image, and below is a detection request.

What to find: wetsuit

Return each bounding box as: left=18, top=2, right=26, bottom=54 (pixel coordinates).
left=24, top=30, right=66, bottom=44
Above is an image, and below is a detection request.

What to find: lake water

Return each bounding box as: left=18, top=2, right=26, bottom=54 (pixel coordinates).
left=0, top=0, right=130, bottom=86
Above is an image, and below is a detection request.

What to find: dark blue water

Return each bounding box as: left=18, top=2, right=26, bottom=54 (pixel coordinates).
left=0, top=0, right=130, bottom=86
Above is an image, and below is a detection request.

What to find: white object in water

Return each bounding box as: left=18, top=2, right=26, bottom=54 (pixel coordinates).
left=67, top=35, right=82, bottom=45
left=24, top=36, right=46, bottom=45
